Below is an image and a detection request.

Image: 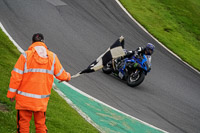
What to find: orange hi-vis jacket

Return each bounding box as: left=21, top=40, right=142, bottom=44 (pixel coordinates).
left=7, top=42, right=71, bottom=111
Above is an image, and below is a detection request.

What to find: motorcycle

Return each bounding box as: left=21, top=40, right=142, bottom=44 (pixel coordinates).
left=102, top=55, right=152, bottom=87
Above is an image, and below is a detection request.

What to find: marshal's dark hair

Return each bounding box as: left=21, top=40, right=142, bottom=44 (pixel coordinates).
left=32, top=33, right=44, bottom=42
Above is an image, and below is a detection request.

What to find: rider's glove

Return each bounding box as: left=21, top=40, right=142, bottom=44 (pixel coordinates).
left=134, top=54, right=139, bottom=58
left=134, top=51, right=139, bottom=58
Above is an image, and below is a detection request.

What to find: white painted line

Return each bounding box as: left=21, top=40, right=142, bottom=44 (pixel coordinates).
left=52, top=83, right=104, bottom=133
left=115, top=0, right=200, bottom=75
left=0, top=23, right=24, bottom=53
left=62, top=81, right=168, bottom=133
left=1, top=21, right=167, bottom=132
left=0, top=22, right=102, bottom=133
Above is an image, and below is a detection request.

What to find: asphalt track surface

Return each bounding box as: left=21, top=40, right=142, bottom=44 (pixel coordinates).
left=1, top=0, right=200, bottom=133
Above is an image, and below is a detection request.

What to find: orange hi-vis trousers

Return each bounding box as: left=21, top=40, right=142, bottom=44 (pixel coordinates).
left=17, top=110, right=47, bottom=133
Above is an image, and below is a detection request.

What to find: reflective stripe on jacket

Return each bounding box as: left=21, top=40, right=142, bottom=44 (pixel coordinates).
left=7, top=42, right=71, bottom=111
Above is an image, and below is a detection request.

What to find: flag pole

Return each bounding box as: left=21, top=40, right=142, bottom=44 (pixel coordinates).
left=58, top=72, right=81, bottom=83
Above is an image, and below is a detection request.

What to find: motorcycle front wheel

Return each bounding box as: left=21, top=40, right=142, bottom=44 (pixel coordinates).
left=127, top=71, right=145, bottom=87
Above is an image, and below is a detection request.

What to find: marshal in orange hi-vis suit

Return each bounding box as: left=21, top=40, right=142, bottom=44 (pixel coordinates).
left=7, top=33, right=71, bottom=133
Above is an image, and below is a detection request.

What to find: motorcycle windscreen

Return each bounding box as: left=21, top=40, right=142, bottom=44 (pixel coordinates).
left=144, top=55, right=152, bottom=71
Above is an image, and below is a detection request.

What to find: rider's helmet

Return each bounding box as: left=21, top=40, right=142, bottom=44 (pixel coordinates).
left=32, top=33, right=44, bottom=43
left=145, top=43, right=155, bottom=55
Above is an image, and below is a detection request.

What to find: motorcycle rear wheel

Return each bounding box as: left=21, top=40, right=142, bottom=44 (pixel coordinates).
left=127, top=71, right=145, bottom=87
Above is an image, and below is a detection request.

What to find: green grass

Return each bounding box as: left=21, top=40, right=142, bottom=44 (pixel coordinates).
left=1, top=1, right=200, bottom=131
left=0, top=28, right=99, bottom=133
left=120, top=0, right=200, bottom=71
